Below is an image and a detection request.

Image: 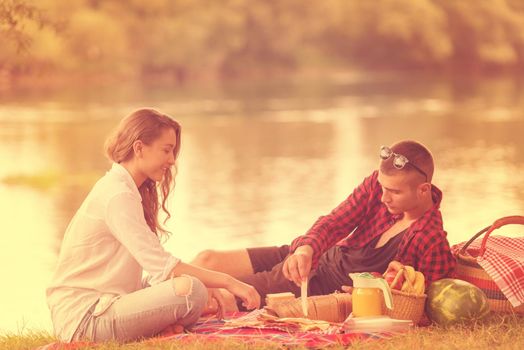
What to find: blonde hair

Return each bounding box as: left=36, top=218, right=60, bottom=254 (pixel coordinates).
left=105, top=108, right=181, bottom=237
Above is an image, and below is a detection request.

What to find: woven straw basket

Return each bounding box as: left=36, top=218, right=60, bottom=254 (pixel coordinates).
left=383, top=268, right=427, bottom=325
left=265, top=292, right=352, bottom=323
left=343, top=269, right=426, bottom=325
left=454, top=215, right=524, bottom=314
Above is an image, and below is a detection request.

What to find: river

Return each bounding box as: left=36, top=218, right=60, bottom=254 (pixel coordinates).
left=1, top=75, right=523, bottom=333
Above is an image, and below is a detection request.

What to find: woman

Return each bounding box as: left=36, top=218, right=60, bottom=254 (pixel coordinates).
left=46, top=108, right=260, bottom=343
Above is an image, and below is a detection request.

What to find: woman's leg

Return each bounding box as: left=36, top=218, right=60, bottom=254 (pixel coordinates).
left=76, top=275, right=207, bottom=343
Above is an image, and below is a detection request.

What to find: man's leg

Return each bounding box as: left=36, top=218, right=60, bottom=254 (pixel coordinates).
left=191, top=245, right=291, bottom=278
left=235, top=246, right=352, bottom=310
left=191, top=249, right=254, bottom=277
left=242, top=246, right=349, bottom=306
left=192, top=246, right=291, bottom=311
left=239, top=258, right=300, bottom=309
left=308, top=246, right=354, bottom=295
left=190, top=249, right=252, bottom=312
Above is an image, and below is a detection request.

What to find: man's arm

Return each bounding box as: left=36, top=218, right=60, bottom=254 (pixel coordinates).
left=416, top=238, right=456, bottom=288
left=289, top=171, right=378, bottom=269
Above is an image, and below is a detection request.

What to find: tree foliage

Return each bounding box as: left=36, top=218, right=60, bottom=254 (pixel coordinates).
left=2, top=0, right=524, bottom=82
left=1, top=0, right=45, bottom=51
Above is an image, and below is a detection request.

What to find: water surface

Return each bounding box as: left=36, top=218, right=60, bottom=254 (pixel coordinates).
left=1, top=76, right=523, bottom=333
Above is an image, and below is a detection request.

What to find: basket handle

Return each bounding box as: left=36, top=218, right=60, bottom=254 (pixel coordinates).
left=459, top=215, right=524, bottom=257
left=384, top=267, right=405, bottom=289
left=479, top=216, right=524, bottom=256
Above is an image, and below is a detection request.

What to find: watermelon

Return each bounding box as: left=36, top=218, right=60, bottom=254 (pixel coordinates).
left=426, top=278, right=490, bottom=326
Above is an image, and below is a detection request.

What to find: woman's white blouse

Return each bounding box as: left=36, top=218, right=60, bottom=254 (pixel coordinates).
left=46, top=163, right=180, bottom=341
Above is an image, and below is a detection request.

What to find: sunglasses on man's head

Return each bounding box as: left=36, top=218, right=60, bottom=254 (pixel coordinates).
left=379, top=146, right=428, bottom=182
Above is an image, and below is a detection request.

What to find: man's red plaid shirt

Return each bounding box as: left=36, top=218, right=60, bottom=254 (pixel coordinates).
left=290, top=170, right=455, bottom=286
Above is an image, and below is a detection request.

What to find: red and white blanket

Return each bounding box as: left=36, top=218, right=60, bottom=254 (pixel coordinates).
left=453, top=235, right=524, bottom=307
left=37, top=310, right=403, bottom=349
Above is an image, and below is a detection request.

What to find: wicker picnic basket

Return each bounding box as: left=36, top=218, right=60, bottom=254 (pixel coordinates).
left=383, top=268, right=427, bottom=325
left=454, top=215, right=524, bottom=314
left=343, top=269, right=426, bottom=325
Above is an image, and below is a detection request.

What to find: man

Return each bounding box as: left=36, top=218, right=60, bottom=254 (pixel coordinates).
left=193, top=140, right=455, bottom=309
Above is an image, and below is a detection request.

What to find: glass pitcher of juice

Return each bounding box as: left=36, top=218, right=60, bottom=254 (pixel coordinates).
left=349, top=272, right=393, bottom=317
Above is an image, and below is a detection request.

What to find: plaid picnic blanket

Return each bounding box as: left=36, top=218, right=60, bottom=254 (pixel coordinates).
left=37, top=310, right=400, bottom=349
left=156, top=310, right=403, bottom=347
left=452, top=235, right=524, bottom=307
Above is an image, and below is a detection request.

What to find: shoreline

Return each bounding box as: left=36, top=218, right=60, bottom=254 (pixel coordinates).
left=2, top=65, right=522, bottom=95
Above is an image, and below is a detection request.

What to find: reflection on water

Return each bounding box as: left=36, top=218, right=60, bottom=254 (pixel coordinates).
left=1, top=76, right=523, bottom=333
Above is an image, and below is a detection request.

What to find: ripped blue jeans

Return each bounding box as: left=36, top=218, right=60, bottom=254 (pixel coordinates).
left=72, top=275, right=208, bottom=343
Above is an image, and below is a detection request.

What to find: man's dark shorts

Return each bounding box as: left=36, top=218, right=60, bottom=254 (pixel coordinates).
left=240, top=245, right=354, bottom=307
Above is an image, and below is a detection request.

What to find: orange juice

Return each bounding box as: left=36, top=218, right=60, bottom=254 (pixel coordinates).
left=352, top=287, right=384, bottom=317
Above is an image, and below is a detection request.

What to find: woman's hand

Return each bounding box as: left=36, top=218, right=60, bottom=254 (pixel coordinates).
left=202, top=288, right=226, bottom=319
left=168, top=262, right=260, bottom=310
left=225, top=278, right=261, bottom=310
left=282, top=245, right=313, bottom=286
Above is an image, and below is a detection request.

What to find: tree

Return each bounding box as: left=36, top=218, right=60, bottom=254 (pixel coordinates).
left=0, top=0, right=45, bottom=51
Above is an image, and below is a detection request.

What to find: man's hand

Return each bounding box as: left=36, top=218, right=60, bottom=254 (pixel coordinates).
left=341, top=285, right=352, bottom=293
left=282, top=245, right=313, bottom=286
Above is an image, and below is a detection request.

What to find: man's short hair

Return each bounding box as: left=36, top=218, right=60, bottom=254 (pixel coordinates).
left=380, top=140, right=434, bottom=183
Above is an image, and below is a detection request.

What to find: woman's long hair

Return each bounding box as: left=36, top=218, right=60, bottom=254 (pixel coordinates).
left=104, top=108, right=181, bottom=238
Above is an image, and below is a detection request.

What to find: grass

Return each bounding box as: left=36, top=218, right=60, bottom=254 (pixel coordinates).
left=2, top=313, right=523, bottom=350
